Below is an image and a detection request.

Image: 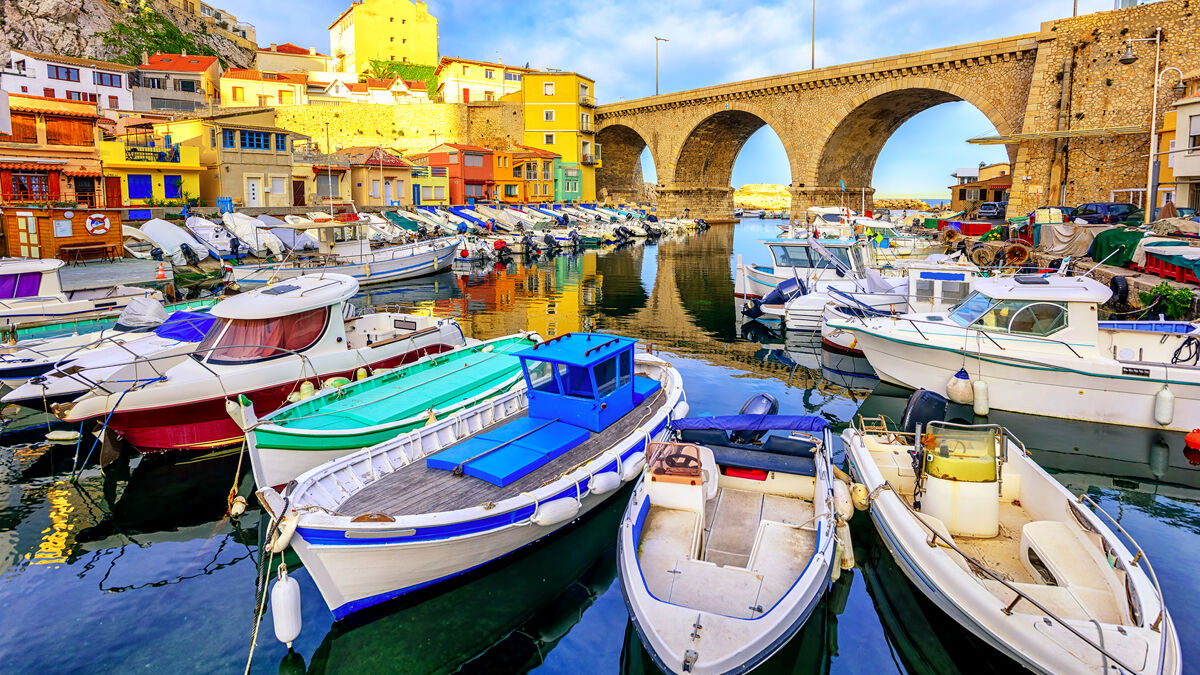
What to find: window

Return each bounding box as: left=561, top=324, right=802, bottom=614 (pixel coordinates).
left=175, top=79, right=199, bottom=92
left=47, top=65, right=79, bottom=81
left=1168, top=140, right=1176, bottom=168
left=580, top=112, right=590, bottom=130
left=389, top=37, right=394, bottom=42
left=544, top=133, right=555, bottom=145
left=239, top=130, right=271, bottom=150
left=594, top=355, right=618, bottom=396
left=433, top=185, right=445, bottom=199
left=543, top=82, right=554, bottom=96
left=43, top=88, right=54, bottom=98
left=462, top=65, right=469, bottom=75
left=128, top=174, right=153, bottom=200
left=11, top=173, right=49, bottom=199
left=222, top=129, right=236, bottom=148
left=0, top=114, right=37, bottom=143
left=370, top=179, right=380, bottom=197
left=257, top=95, right=271, bottom=106
left=543, top=109, right=555, bottom=121
left=505, top=184, right=518, bottom=197
left=279, top=90, right=293, bottom=104
left=232, top=86, right=244, bottom=102
left=447, top=150, right=458, bottom=163
left=1190, top=115, right=1200, bottom=153
left=94, top=72, right=121, bottom=87
left=315, top=172, right=339, bottom=198
left=465, top=183, right=484, bottom=197
left=963, top=298, right=1069, bottom=336
left=484, top=90, right=494, bottom=101
left=485, top=69, right=494, bottom=79
left=965, top=188, right=980, bottom=200
left=198, top=309, right=328, bottom=365
left=421, top=185, right=432, bottom=200
left=210, top=129, right=217, bottom=147
left=543, top=162, right=552, bottom=179
left=165, top=175, right=183, bottom=199
left=108, top=96, right=119, bottom=108
left=276, top=134, right=287, bottom=151
left=504, top=72, right=520, bottom=82
left=145, top=78, right=165, bottom=90
left=45, top=116, right=94, bottom=146
left=66, top=91, right=84, bottom=101
left=271, top=176, right=285, bottom=195
left=0, top=272, right=43, bottom=298
left=525, top=360, right=559, bottom=394
left=464, top=153, right=483, bottom=167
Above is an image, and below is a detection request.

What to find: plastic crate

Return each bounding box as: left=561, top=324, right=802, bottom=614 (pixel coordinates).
left=955, top=221, right=994, bottom=237
left=1146, top=252, right=1200, bottom=283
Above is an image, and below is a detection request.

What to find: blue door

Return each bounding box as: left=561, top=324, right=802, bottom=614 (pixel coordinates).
left=412, top=184, right=421, bottom=205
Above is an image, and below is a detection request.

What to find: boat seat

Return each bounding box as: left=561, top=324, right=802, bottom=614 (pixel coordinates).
left=678, top=428, right=730, bottom=446
left=633, top=376, right=661, bottom=405
left=762, top=435, right=816, bottom=458
left=704, top=488, right=762, bottom=568
left=638, top=507, right=700, bottom=600
left=750, top=521, right=814, bottom=612
left=710, top=445, right=816, bottom=477
left=1021, top=521, right=1113, bottom=593
left=665, top=558, right=763, bottom=619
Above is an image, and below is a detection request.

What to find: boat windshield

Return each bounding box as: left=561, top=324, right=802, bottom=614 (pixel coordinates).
left=197, top=308, right=328, bottom=364
left=769, top=244, right=853, bottom=270
left=948, top=292, right=996, bottom=326
left=947, top=293, right=1070, bottom=336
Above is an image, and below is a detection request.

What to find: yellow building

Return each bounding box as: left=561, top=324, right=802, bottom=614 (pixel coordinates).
left=435, top=57, right=528, bottom=103
left=220, top=69, right=308, bottom=107
left=514, top=145, right=557, bottom=203
left=409, top=165, right=449, bottom=205
left=98, top=130, right=203, bottom=206
left=516, top=71, right=600, bottom=202
left=329, top=0, right=439, bottom=75
left=337, top=146, right=412, bottom=206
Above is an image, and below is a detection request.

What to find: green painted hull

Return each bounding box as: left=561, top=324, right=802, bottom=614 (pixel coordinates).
left=253, top=334, right=537, bottom=453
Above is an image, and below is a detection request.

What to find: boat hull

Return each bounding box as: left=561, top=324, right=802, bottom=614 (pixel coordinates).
left=230, top=238, right=460, bottom=287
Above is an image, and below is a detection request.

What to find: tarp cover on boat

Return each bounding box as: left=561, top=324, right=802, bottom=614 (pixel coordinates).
left=115, top=296, right=169, bottom=328
left=153, top=311, right=217, bottom=342
left=671, top=415, right=827, bottom=432
left=140, top=219, right=212, bottom=266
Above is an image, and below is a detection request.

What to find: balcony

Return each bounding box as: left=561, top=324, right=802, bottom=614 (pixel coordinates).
left=579, top=122, right=594, bottom=136
left=579, top=94, right=596, bottom=108
left=580, top=154, right=597, bottom=166
left=412, top=166, right=448, bottom=178
left=125, top=143, right=182, bottom=163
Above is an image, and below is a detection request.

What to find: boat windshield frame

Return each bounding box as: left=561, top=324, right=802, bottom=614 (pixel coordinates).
left=947, top=291, right=997, bottom=326
left=768, top=243, right=854, bottom=271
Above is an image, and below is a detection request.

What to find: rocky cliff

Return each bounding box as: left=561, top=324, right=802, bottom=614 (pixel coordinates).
left=0, top=0, right=253, bottom=68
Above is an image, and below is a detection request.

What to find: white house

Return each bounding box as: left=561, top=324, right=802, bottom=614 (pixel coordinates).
left=1, top=50, right=135, bottom=110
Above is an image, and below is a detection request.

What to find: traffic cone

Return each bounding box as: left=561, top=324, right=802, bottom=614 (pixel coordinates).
left=155, top=263, right=166, bottom=280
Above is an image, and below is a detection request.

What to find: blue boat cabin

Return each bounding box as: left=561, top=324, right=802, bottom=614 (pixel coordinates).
left=425, top=333, right=660, bottom=487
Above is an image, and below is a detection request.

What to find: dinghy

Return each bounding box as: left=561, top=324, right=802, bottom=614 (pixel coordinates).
left=843, top=399, right=1180, bottom=674
left=255, top=333, right=687, bottom=620
left=139, top=218, right=210, bottom=266
left=238, top=332, right=540, bottom=488
left=618, top=401, right=840, bottom=674
left=182, top=216, right=235, bottom=259
left=58, top=274, right=466, bottom=452
left=0, top=258, right=163, bottom=329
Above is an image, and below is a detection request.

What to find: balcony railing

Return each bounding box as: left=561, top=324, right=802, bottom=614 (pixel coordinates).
left=580, top=154, right=597, bottom=166
left=412, top=166, right=448, bottom=178
left=125, top=143, right=181, bottom=163
left=579, top=123, right=594, bottom=135
left=579, top=94, right=596, bottom=108
left=2, top=188, right=99, bottom=208
left=293, top=150, right=350, bottom=167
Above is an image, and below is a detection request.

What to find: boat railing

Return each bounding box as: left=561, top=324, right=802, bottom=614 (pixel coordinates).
left=842, top=311, right=1088, bottom=360
left=1077, top=493, right=1167, bottom=632
left=876, top=475, right=1143, bottom=673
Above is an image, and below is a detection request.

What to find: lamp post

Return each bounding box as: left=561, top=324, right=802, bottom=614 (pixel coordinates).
left=811, top=0, right=816, bottom=70
left=325, top=121, right=334, bottom=208
left=654, top=36, right=669, bottom=96
left=1120, top=28, right=1187, bottom=223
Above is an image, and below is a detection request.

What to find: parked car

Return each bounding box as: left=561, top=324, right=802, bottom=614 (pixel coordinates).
left=977, top=202, right=1006, bottom=218
left=1149, top=205, right=1198, bottom=220
left=1073, top=202, right=1138, bottom=224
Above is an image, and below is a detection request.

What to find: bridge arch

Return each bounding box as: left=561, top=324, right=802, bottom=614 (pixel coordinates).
left=807, top=77, right=1017, bottom=200
left=672, top=106, right=794, bottom=189
left=595, top=124, right=656, bottom=204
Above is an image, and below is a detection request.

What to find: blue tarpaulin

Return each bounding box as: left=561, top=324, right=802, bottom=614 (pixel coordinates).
left=672, top=415, right=827, bottom=432
left=153, top=311, right=217, bottom=342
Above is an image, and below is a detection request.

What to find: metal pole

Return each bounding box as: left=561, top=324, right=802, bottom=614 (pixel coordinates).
left=811, top=0, right=816, bottom=69
left=654, top=37, right=669, bottom=96
left=1144, top=28, right=1162, bottom=224
left=326, top=122, right=334, bottom=209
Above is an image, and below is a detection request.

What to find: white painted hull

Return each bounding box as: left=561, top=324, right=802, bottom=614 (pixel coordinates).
left=0, top=289, right=162, bottom=330
left=230, top=238, right=460, bottom=287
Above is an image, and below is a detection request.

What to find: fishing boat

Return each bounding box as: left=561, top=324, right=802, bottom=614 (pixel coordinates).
left=826, top=274, right=1200, bottom=431
left=224, top=220, right=460, bottom=287
left=843, top=397, right=1180, bottom=674
left=239, top=332, right=540, bottom=488
left=3, top=310, right=216, bottom=409
left=57, top=274, right=466, bottom=452
left=255, top=333, right=687, bottom=619
left=617, top=397, right=840, bottom=674
left=0, top=258, right=163, bottom=330
left=734, top=238, right=873, bottom=300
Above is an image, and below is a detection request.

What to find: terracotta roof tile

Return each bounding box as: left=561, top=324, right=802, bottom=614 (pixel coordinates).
left=259, top=42, right=327, bottom=57
left=140, top=54, right=219, bottom=73
left=223, top=69, right=307, bottom=84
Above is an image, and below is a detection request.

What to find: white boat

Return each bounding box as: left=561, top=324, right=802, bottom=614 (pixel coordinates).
left=827, top=274, right=1200, bottom=431
left=0, top=258, right=163, bottom=330
left=182, top=216, right=234, bottom=259
left=843, top=409, right=1179, bottom=674
left=58, top=273, right=467, bottom=452
left=618, top=409, right=839, bottom=674
left=253, top=333, right=687, bottom=620
left=122, top=225, right=155, bottom=259
left=225, top=220, right=460, bottom=287
left=139, top=218, right=210, bottom=266
left=734, top=238, right=873, bottom=300
left=222, top=212, right=286, bottom=258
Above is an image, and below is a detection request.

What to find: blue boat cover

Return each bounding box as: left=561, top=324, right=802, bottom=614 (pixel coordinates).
left=672, top=414, right=827, bottom=432
left=153, top=311, right=217, bottom=342
left=426, top=417, right=591, bottom=486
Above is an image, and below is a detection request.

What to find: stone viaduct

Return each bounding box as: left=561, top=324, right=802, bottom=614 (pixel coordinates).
left=596, top=0, right=1200, bottom=222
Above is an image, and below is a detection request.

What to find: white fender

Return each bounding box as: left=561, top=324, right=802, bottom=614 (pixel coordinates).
left=972, top=379, right=990, bottom=416
left=946, top=369, right=973, bottom=405
left=836, top=520, right=856, bottom=569
left=271, top=566, right=302, bottom=648
left=589, top=471, right=621, bottom=495
left=531, top=497, right=581, bottom=526
left=1155, top=385, right=1174, bottom=427
left=621, top=452, right=646, bottom=482
left=225, top=396, right=258, bottom=432
left=833, top=480, right=854, bottom=522
left=270, top=513, right=298, bottom=553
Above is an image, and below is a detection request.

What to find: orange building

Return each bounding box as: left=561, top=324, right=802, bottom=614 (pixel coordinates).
left=0, top=94, right=104, bottom=207
left=514, top=145, right=557, bottom=203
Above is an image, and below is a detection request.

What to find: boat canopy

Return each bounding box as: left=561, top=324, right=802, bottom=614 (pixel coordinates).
left=153, top=310, right=218, bottom=342
left=0, top=257, right=64, bottom=275
left=211, top=273, right=358, bottom=319
left=973, top=275, right=1111, bottom=303
left=672, top=415, right=827, bottom=432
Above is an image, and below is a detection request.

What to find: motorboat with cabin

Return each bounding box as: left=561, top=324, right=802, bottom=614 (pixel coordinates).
left=254, top=332, right=687, bottom=620
left=57, top=274, right=466, bottom=452
left=735, top=237, right=875, bottom=301
left=618, top=397, right=842, bottom=674
left=236, top=332, right=539, bottom=488
left=0, top=258, right=164, bottom=330
left=826, top=274, right=1200, bottom=431
left=843, top=395, right=1179, bottom=674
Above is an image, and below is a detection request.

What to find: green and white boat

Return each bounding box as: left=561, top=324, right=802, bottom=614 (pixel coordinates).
left=239, top=332, right=540, bottom=488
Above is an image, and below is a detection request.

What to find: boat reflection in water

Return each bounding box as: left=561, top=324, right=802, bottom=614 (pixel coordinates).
left=292, top=485, right=631, bottom=675
left=619, top=569, right=855, bottom=675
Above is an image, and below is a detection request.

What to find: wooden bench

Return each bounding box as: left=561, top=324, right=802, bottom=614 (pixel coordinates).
left=58, top=243, right=117, bottom=266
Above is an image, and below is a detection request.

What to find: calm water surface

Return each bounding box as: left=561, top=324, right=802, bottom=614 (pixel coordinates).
left=0, top=219, right=1197, bottom=673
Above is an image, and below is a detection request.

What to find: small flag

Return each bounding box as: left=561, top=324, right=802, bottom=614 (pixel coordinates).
left=839, top=179, right=845, bottom=192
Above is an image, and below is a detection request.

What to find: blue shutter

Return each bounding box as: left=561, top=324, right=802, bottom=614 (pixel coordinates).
left=164, top=175, right=183, bottom=199
left=128, top=175, right=153, bottom=200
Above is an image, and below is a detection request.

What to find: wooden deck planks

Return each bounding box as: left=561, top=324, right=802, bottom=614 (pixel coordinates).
left=338, top=389, right=667, bottom=516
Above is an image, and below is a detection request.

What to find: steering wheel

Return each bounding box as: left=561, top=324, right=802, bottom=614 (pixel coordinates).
left=938, top=439, right=967, bottom=457
left=664, top=451, right=700, bottom=471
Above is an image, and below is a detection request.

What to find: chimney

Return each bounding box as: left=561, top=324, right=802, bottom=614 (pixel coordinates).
left=270, top=43, right=277, bottom=50
left=182, top=50, right=188, bottom=57
left=309, top=47, right=316, bottom=55
left=141, top=50, right=149, bottom=65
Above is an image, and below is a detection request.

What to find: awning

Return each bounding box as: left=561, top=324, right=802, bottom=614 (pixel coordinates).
left=10, top=103, right=98, bottom=119
left=968, top=125, right=1148, bottom=145
left=0, top=162, right=60, bottom=171
left=64, top=169, right=102, bottom=177
left=312, top=165, right=349, bottom=173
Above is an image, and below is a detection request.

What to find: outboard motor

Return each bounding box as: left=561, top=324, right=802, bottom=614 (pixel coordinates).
left=900, top=389, right=948, bottom=435
left=569, top=230, right=582, bottom=247
left=179, top=242, right=200, bottom=267
left=542, top=232, right=558, bottom=250
left=647, top=214, right=659, bottom=223
left=229, top=236, right=241, bottom=260
left=457, top=222, right=470, bottom=234
left=742, top=277, right=807, bottom=319
left=730, top=393, right=779, bottom=445
left=520, top=233, right=538, bottom=255
left=697, top=218, right=709, bottom=230
left=493, top=239, right=511, bottom=259
left=616, top=225, right=632, bottom=239
left=150, top=247, right=164, bottom=262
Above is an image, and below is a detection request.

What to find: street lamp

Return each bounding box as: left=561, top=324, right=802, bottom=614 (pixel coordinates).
left=654, top=36, right=669, bottom=96
left=1120, top=28, right=1186, bottom=223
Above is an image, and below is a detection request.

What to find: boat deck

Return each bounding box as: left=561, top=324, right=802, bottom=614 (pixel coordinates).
left=338, top=389, right=666, bottom=517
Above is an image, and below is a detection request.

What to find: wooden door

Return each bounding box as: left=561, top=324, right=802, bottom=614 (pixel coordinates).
left=292, top=180, right=306, bottom=206
left=104, top=176, right=122, bottom=208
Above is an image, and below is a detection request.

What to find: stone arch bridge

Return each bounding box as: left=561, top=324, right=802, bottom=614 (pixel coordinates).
left=596, top=1, right=1198, bottom=222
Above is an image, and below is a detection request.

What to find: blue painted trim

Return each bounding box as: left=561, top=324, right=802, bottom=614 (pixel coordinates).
left=918, top=271, right=967, bottom=281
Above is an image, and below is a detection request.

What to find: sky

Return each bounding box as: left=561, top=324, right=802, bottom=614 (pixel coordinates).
left=223, top=0, right=1128, bottom=199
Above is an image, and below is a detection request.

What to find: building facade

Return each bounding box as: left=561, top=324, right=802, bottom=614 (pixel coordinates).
left=133, top=53, right=222, bottom=113
left=513, top=145, right=557, bottom=203
left=329, top=0, right=439, bottom=75
left=256, top=43, right=332, bottom=73
left=221, top=69, right=308, bottom=107
left=337, top=146, right=412, bottom=206
left=435, top=58, right=527, bottom=103
left=98, top=127, right=204, bottom=206
left=409, top=165, right=448, bottom=205
left=0, top=95, right=104, bottom=207
left=519, top=71, right=599, bottom=201
left=159, top=0, right=257, bottom=50
left=1, top=50, right=135, bottom=111
left=416, top=143, right=493, bottom=204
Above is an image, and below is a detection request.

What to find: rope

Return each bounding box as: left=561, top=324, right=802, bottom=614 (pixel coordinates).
left=245, top=496, right=289, bottom=675
left=226, top=437, right=247, bottom=516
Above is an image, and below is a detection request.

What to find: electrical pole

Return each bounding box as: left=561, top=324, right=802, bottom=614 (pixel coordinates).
left=812, top=0, right=816, bottom=69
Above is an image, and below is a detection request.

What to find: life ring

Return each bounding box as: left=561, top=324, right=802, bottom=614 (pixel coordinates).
left=85, top=214, right=111, bottom=235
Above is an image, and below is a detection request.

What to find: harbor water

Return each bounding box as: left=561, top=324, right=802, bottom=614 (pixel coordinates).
left=1, top=219, right=1197, bottom=673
